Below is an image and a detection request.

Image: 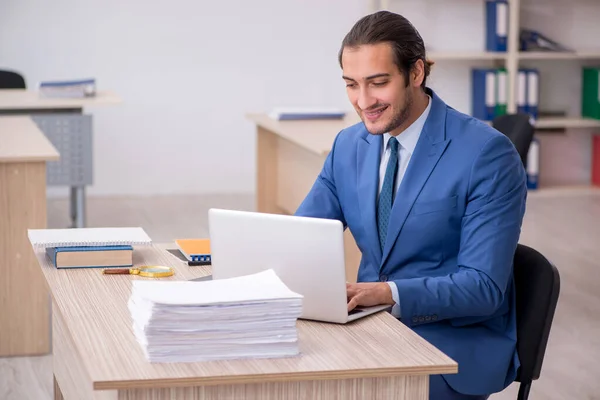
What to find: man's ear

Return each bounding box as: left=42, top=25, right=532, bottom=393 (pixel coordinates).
left=411, top=59, right=425, bottom=88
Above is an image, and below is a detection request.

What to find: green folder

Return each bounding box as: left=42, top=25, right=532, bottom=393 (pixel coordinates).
left=582, top=67, right=600, bottom=120
left=495, top=68, right=508, bottom=117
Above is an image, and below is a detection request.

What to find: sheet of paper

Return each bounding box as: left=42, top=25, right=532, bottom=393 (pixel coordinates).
left=131, top=269, right=302, bottom=305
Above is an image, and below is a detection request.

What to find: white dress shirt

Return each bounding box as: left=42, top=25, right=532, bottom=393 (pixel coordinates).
left=380, top=95, right=432, bottom=318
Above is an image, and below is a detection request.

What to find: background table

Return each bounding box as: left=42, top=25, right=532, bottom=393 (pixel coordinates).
left=0, top=89, right=121, bottom=228
left=0, top=116, right=59, bottom=356
left=247, top=113, right=363, bottom=282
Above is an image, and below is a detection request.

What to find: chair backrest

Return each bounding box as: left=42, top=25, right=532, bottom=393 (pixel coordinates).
left=0, top=69, right=26, bottom=89
left=492, top=113, right=535, bottom=167
left=513, top=243, right=560, bottom=384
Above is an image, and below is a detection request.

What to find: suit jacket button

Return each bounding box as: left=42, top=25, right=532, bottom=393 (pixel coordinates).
left=418, top=316, right=425, bottom=322
left=379, top=275, right=388, bottom=282
left=425, top=315, right=431, bottom=322
left=432, top=315, right=438, bottom=321
left=412, top=316, right=419, bottom=323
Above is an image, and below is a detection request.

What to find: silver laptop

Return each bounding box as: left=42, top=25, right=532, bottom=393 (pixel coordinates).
left=207, top=208, right=390, bottom=324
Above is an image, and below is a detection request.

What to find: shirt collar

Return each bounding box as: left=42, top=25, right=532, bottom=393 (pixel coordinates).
left=383, top=94, right=432, bottom=154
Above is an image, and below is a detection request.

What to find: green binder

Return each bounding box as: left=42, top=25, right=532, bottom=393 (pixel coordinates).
left=495, top=68, right=508, bottom=117
left=582, top=67, right=600, bottom=120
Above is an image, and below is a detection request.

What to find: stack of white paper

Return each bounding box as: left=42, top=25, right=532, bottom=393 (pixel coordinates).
left=128, top=269, right=303, bottom=363
left=39, top=78, right=96, bottom=98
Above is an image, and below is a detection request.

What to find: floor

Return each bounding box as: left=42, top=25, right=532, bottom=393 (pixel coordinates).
left=1, top=189, right=599, bottom=399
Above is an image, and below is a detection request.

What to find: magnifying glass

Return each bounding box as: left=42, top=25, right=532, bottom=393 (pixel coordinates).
left=103, top=266, right=174, bottom=278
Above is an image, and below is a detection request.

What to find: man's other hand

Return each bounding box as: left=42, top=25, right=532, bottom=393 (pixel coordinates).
left=346, top=282, right=395, bottom=311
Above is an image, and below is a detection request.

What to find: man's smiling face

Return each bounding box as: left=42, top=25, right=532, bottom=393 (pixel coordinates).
left=341, top=42, right=415, bottom=136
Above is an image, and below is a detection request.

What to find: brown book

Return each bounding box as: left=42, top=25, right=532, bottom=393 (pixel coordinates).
left=46, top=245, right=133, bottom=269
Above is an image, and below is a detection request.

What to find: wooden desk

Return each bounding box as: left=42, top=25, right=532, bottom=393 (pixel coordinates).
left=0, top=116, right=59, bottom=356
left=0, top=90, right=121, bottom=113
left=247, top=113, right=364, bottom=282
left=0, top=89, right=121, bottom=228
left=34, top=245, right=457, bottom=400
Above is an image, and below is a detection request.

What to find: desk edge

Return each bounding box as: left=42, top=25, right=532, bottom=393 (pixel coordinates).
left=0, top=154, right=60, bottom=163
left=246, top=113, right=333, bottom=156
left=94, top=363, right=458, bottom=391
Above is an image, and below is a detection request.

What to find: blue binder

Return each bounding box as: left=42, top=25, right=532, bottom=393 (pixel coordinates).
left=472, top=68, right=496, bottom=121
left=486, top=0, right=508, bottom=52
left=520, top=29, right=572, bottom=52
left=517, top=69, right=528, bottom=114
left=525, top=68, right=540, bottom=120
left=526, top=137, right=540, bottom=190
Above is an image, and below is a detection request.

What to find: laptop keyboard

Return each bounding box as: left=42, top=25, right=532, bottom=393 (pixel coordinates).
left=348, top=308, right=364, bottom=315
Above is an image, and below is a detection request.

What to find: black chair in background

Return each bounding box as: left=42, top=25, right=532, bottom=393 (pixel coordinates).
left=492, top=113, right=535, bottom=167
left=0, top=69, right=26, bottom=89
left=512, top=244, right=560, bottom=400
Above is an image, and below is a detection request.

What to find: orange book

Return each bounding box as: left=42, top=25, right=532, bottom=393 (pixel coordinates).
left=175, top=239, right=211, bottom=262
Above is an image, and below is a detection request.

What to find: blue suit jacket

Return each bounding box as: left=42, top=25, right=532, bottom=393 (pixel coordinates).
left=295, top=89, right=527, bottom=395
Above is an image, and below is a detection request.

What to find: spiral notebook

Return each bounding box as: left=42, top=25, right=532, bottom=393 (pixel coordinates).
left=175, top=238, right=211, bottom=262
left=28, top=227, right=152, bottom=249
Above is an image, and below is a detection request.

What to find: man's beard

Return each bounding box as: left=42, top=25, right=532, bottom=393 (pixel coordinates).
left=365, top=89, right=413, bottom=135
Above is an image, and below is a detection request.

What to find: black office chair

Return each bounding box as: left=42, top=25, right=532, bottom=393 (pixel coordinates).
left=492, top=113, right=535, bottom=167
left=513, top=244, right=560, bottom=400
left=0, top=69, right=26, bottom=89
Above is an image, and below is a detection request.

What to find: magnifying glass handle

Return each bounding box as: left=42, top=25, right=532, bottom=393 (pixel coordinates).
left=103, top=268, right=132, bottom=275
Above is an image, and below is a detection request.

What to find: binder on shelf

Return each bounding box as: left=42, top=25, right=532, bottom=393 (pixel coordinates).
left=517, top=70, right=528, bottom=114
left=519, top=29, right=572, bottom=52
left=495, top=68, right=508, bottom=117
left=485, top=0, right=508, bottom=52
left=526, top=137, right=540, bottom=190
left=472, top=68, right=496, bottom=121
left=526, top=69, right=540, bottom=120
left=582, top=67, right=600, bottom=120
left=592, top=135, right=600, bottom=187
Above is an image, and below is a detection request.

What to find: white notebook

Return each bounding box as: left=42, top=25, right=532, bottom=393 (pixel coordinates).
left=28, top=227, right=152, bottom=249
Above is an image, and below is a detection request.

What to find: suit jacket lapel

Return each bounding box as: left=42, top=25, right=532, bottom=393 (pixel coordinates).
left=381, top=91, right=451, bottom=267
left=357, top=131, right=383, bottom=264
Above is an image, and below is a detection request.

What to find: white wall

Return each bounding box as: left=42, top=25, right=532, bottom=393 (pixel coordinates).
left=0, top=0, right=369, bottom=197
left=3, top=0, right=594, bottom=196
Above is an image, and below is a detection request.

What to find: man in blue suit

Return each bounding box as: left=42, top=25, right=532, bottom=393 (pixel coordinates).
left=295, top=11, right=527, bottom=400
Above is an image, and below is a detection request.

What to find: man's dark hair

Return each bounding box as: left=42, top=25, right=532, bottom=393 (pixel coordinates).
left=338, top=11, right=433, bottom=89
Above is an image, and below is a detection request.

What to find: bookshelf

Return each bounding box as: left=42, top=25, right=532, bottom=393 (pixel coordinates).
left=518, top=51, right=600, bottom=61
left=369, top=0, right=600, bottom=190
left=370, top=0, right=600, bottom=117
left=535, top=117, right=600, bottom=130
left=427, top=51, right=508, bottom=61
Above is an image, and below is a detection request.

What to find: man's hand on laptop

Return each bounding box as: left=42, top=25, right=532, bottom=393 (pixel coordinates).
left=346, top=282, right=395, bottom=311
